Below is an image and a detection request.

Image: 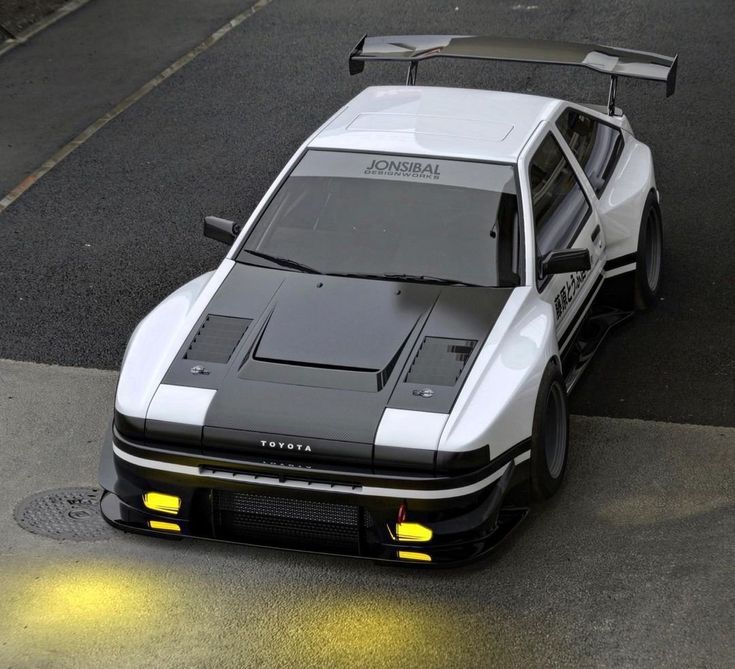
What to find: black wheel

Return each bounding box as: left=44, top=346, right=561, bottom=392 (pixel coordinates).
left=634, top=193, right=663, bottom=310
left=530, top=361, right=570, bottom=501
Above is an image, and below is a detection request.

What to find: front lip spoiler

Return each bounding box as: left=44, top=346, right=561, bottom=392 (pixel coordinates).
left=100, top=491, right=528, bottom=568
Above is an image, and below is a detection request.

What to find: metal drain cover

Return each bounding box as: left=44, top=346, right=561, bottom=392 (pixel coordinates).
left=14, top=487, right=114, bottom=541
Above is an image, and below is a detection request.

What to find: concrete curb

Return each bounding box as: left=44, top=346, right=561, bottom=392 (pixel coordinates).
left=0, top=0, right=94, bottom=59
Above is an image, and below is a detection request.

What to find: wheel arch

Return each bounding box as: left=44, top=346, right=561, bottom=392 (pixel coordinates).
left=439, top=289, right=559, bottom=461
left=597, top=133, right=658, bottom=268
left=115, top=262, right=234, bottom=422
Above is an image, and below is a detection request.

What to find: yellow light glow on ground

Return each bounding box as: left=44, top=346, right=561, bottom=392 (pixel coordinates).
left=258, top=593, right=567, bottom=668
left=284, top=597, right=439, bottom=666
left=12, top=563, right=167, bottom=628
left=0, top=558, right=189, bottom=667
left=0, top=557, right=571, bottom=667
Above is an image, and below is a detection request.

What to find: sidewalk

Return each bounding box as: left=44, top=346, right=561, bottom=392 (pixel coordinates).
left=0, top=0, right=254, bottom=195
left=0, top=358, right=733, bottom=668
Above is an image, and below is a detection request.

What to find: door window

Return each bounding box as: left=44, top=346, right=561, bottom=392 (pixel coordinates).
left=556, top=109, right=624, bottom=196
left=529, top=133, right=591, bottom=260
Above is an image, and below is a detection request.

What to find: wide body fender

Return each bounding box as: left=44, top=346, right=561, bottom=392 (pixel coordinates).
left=598, top=130, right=658, bottom=271
left=115, top=261, right=235, bottom=422
left=439, top=288, right=558, bottom=460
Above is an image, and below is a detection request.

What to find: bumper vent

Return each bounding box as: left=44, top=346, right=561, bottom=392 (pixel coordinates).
left=212, top=490, right=365, bottom=553
left=405, top=337, right=476, bottom=386
left=184, top=315, right=251, bottom=364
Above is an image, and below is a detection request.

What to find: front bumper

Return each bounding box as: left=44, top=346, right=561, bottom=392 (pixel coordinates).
left=100, top=427, right=529, bottom=566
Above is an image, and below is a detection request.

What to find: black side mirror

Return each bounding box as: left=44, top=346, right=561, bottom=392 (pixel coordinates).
left=203, top=216, right=241, bottom=245
left=540, top=248, right=591, bottom=277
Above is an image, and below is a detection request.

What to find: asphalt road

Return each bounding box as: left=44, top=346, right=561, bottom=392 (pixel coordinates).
left=0, top=0, right=732, bottom=426
left=0, top=0, right=255, bottom=195
left=1, top=359, right=733, bottom=669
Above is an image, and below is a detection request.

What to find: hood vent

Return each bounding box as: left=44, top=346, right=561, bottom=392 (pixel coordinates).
left=184, top=315, right=251, bottom=364
left=405, top=337, right=477, bottom=386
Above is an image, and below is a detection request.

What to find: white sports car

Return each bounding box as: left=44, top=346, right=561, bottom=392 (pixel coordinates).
left=100, top=36, right=677, bottom=565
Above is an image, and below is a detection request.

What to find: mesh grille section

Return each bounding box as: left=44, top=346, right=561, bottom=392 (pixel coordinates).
left=405, top=337, right=477, bottom=386
left=184, top=315, right=251, bottom=364
left=212, top=490, right=362, bottom=553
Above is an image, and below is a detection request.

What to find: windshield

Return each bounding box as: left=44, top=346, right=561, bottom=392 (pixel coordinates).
left=237, top=150, right=522, bottom=287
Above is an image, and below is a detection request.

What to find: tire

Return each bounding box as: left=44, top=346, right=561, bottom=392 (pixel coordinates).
left=530, top=361, right=570, bottom=501
left=634, top=193, right=663, bottom=310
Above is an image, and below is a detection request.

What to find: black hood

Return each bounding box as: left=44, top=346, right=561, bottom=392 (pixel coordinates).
left=252, top=273, right=427, bottom=376
left=155, top=263, right=511, bottom=468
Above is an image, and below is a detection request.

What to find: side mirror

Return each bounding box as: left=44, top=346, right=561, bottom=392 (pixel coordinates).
left=203, top=216, right=241, bottom=245
left=540, top=248, right=591, bottom=277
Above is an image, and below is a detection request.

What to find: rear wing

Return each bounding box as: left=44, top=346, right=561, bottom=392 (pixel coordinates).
left=348, top=35, right=678, bottom=115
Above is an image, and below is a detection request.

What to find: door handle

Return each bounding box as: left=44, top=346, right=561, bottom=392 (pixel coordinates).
left=591, top=225, right=601, bottom=242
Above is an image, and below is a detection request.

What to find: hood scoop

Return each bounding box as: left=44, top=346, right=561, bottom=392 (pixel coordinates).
left=251, top=280, right=429, bottom=371
left=235, top=277, right=436, bottom=392
left=184, top=315, right=252, bottom=364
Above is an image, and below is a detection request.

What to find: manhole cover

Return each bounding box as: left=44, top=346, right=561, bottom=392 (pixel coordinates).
left=14, top=487, right=114, bottom=541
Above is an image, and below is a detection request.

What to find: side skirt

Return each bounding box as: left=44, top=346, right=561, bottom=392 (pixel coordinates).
left=561, top=299, right=634, bottom=393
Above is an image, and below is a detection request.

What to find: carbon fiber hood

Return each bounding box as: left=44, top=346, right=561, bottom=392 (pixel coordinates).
left=156, top=263, right=511, bottom=466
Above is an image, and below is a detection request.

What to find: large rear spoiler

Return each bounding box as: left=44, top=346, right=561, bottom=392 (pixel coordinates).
left=348, top=35, right=678, bottom=115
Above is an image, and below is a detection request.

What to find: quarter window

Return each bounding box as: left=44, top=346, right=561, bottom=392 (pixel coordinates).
left=529, top=133, right=591, bottom=260
left=556, top=108, right=624, bottom=196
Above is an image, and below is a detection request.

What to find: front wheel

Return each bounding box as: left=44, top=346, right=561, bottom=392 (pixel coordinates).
left=530, top=361, right=570, bottom=501
left=634, top=193, right=663, bottom=310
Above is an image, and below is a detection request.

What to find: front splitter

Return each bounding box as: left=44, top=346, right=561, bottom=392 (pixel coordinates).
left=100, top=491, right=527, bottom=568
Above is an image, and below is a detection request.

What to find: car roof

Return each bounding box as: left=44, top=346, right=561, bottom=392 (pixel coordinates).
left=308, top=85, right=564, bottom=163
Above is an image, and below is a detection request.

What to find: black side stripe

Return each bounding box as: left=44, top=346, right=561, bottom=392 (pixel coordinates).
left=559, top=274, right=604, bottom=349
left=486, top=438, right=531, bottom=474
left=604, top=252, right=637, bottom=272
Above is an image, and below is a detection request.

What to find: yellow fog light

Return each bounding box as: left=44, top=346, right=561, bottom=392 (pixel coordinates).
left=143, top=492, right=181, bottom=515
left=396, top=522, right=433, bottom=543
left=148, top=520, right=181, bottom=532
left=398, top=551, right=432, bottom=562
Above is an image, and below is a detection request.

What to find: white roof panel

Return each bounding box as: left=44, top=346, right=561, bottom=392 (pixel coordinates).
left=310, top=86, right=562, bottom=162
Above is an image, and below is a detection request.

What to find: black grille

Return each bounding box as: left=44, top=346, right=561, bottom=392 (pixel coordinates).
left=184, top=315, right=251, bottom=364
left=212, top=490, right=363, bottom=553
left=405, top=337, right=477, bottom=386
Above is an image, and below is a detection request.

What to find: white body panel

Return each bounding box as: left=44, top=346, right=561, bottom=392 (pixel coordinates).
left=147, top=385, right=217, bottom=425
left=598, top=133, right=656, bottom=271
left=115, top=262, right=233, bottom=420
left=374, top=409, right=448, bottom=450
left=438, top=288, right=556, bottom=459
left=310, top=86, right=561, bottom=162
left=115, top=83, right=658, bottom=476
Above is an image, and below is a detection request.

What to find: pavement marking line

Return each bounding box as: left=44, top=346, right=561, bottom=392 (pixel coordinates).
left=0, top=0, right=275, bottom=215
left=0, top=0, right=94, bottom=58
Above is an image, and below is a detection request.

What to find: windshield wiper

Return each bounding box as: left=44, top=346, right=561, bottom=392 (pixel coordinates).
left=328, top=272, right=481, bottom=287
left=383, top=273, right=482, bottom=287
left=242, top=250, right=320, bottom=274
